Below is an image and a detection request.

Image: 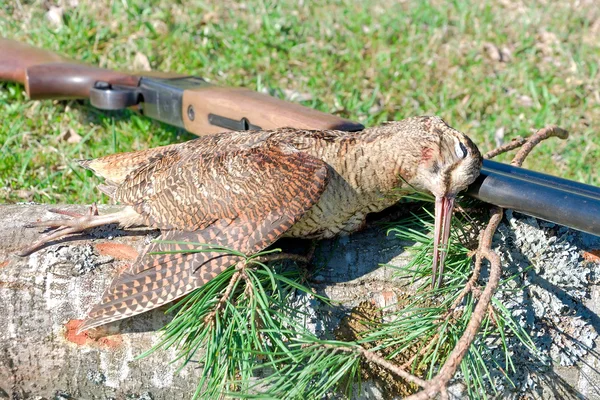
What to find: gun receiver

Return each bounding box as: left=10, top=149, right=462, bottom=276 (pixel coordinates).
left=0, top=38, right=363, bottom=134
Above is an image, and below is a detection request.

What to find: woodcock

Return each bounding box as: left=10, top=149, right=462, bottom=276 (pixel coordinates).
left=22, top=116, right=482, bottom=331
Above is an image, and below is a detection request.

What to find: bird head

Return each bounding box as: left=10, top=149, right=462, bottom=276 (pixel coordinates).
left=391, top=116, right=483, bottom=288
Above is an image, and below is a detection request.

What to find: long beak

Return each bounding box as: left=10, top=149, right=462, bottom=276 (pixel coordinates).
left=432, top=196, right=455, bottom=288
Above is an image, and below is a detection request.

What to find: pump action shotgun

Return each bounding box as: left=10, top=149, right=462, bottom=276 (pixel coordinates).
left=1, top=38, right=598, bottom=236
left=0, top=38, right=363, bottom=134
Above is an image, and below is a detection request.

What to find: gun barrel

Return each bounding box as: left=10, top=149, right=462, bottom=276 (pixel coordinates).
left=467, top=160, right=600, bottom=236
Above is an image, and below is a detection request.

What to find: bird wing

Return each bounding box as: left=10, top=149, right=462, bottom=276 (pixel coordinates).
left=78, top=142, right=184, bottom=186
left=79, top=146, right=329, bottom=331
left=114, top=142, right=327, bottom=232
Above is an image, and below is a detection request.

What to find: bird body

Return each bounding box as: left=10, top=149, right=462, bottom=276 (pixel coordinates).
left=26, top=116, right=482, bottom=331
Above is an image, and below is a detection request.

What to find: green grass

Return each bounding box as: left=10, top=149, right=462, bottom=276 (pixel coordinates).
left=1, top=0, right=599, bottom=204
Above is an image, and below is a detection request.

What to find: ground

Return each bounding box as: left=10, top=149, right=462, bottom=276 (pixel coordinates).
left=0, top=0, right=599, bottom=204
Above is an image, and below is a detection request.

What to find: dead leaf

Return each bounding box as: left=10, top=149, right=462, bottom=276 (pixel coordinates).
left=202, top=11, right=218, bottom=24
left=45, top=6, right=64, bottom=28
left=517, top=95, right=533, bottom=107
left=133, top=52, right=151, bottom=71
left=283, top=89, right=313, bottom=102
left=483, top=42, right=511, bottom=63
left=152, top=20, right=168, bottom=35
left=56, top=128, right=82, bottom=144
left=16, top=190, right=34, bottom=200
left=495, top=127, right=505, bottom=147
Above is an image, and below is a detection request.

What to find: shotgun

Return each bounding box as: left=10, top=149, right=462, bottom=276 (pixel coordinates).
left=0, top=38, right=363, bottom=134
left=1, top=39, right=599, bottom=236
left=469, top=160, right=600, bottom=236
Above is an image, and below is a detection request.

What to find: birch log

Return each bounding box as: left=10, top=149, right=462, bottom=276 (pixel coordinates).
left=0, top=204, right=410, bottom=399
left=1, top=204, right=600, bottom=399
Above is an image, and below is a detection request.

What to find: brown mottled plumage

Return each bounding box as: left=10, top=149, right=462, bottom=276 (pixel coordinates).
left=23, top=116, right=482, bottom=331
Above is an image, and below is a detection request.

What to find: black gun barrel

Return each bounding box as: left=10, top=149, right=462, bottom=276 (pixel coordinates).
left=467, top=160, right=600, bottom=236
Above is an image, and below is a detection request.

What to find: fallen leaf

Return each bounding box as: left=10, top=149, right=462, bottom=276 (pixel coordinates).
left=202, top=11, right=218, bottom=24
left=133, top=52, right=151, bottom=71
left=15, top=189, right=34, bottom=201
left=517, top=95, right=534, bottom=107
left=483, top=42, right=511, bottom=63
left=495, top=127, right=505, bottom=147
left=45, top=6, right=64, bottom=28
left=57, top=128, right=82, bottom=144
left=152, top=20, right=168, bottom=35
left=283, top=89, right=313, bottom=102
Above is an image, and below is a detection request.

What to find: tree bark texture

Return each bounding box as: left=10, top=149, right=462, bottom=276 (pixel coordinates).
left=2, top=204, right=600, bottom=399
left=0, top=204, right=411, bottom=399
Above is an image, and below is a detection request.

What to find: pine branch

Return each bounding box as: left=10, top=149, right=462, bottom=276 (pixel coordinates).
left=140, top=124, right=569, bottom=399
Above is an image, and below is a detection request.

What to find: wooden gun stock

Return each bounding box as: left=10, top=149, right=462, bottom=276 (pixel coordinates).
left=0, top=38, right=363, bottom=134
left=0, top=39, right=69, bottom=83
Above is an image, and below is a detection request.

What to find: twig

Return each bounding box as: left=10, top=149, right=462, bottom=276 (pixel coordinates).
left=401, top=231, right=485, bottom=370
left=404, top=207, right=504, bottom=400
left=487, top=304, right=499, bottom=328
left=440, top=386, right=449, bottom=400
left=511, top=125, right=568, bottom=167
left=484, top=137, right=527, bottom=159
left=399, top=125, right=567, bottom=398
left=325, top=344, right=429, bottom=388
left=448, top=231, right=485, bottom=311
left=204, top=262, right=246, bottom=324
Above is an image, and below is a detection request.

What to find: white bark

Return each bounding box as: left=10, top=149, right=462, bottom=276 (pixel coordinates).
left=0, top=204, right=411, bottom=399
left=0, top=205, right=206, bottom=399
left=1, top=204, right=599, bottom=399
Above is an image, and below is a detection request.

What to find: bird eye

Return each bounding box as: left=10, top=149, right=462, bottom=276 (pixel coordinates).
left=455, top=142, right=468, bottom=159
